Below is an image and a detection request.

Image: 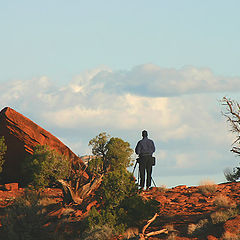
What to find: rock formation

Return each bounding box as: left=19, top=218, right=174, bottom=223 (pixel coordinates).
left=0, top=107, right=88, bottom=184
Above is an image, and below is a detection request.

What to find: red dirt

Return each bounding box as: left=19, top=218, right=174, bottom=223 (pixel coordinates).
left=138, top=182, right=240, bottom=239
left=0, top=107, right=88, bottom=184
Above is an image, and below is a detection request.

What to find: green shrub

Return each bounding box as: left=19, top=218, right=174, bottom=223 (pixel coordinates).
left=22, top=145, right=70, bottom=189
left=0, top=136, right=7, bottom=173
left=0, top=189, right=75, bottom=240
left=87, top=156, right=104, bottom=176
left=87, top=170, right=138, bottom=233
left=99, top=169, right=137, bottom=209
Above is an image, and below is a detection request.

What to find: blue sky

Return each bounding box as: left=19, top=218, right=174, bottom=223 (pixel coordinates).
left=0, top=1, right=240, bottom=187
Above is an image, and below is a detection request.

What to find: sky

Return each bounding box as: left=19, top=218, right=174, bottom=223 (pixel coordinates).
left=0, top=1, right=240, bottom=188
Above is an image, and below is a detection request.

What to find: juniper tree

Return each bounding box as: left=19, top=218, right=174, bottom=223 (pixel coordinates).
left=22, top=145, right=70, bottom=188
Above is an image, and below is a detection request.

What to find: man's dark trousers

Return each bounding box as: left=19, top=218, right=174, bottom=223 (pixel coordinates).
left=139, top=155, right=152, bottom=188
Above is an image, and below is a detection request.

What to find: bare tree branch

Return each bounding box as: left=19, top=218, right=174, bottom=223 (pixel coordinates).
left=142, top=213, right=159, bottom=235
left=139, top=213, right=169, bottom=239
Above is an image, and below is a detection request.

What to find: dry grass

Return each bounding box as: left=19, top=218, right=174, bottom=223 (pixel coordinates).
left=188, top=219, right=208, bottom=235
left=214, top=194, right=236, bottom=209
left=211, top=192, right=239, bottom=225
left=188, top=224, right=197, bottom=235
left=199, top=180, right=217, bottom=195
left=211, top=211, right=230, bottom=224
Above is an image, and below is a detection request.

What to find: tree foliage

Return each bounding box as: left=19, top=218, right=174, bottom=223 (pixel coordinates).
left=22, top=145, right=70, bottom=188
left=222, top=97, right=240, bottom=181
left=88, top=132, right=133, bottom=174
left=0, top=136, right=7, bottom=174
left=88, top=132, right=110, bottom=158
left=106, top=137, right=133, bottom=171
left=88, top=132, right=110, bottom=173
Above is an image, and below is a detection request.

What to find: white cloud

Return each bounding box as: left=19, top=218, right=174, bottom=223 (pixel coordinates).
left=83, top=64, right=240, bottom=97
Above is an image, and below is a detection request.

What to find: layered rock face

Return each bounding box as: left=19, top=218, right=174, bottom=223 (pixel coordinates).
left=0, top=107, right=87, bottom=184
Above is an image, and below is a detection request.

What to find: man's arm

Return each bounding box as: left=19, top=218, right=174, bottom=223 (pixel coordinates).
left=151, top=140, right=155, bottom=153
left=135, top=141, right=141, bottom=155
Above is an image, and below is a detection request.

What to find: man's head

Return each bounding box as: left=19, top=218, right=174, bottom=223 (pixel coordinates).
left=142, top=130, right=148, bottom=138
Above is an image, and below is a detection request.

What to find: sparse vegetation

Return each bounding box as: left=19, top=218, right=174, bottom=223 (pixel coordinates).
left=214, top=194, right=236, bottom=209
left=212, top=207, right=239, bottom=224
left=22, top=145, right=71, bottom=189
left=1, top=190, right=50, bottom=240
left=189, top=191, right=239, bottom=237
left=210, top=210, right=233, bottom=224
left=211, top=194, right=239, bottom=225
left=0, top=189, right=75, bottom=240
left=199, top=180, right=217, bottom=195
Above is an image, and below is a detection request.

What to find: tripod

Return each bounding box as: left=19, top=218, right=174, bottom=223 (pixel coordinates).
left=132, top=159, right=156, bottom=188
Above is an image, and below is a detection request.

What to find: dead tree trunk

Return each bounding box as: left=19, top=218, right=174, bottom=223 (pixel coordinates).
left=57, top=175, right=103, bottom=205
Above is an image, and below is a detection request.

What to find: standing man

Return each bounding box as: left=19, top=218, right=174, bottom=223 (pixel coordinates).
left=135, top=130, right=155, bottom=190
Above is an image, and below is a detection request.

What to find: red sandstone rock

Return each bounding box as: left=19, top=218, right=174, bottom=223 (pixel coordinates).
left=4, top=183, right=18, bottom=191
left=0, top=107, right=88, bottom=184
left=207, top=235, right=218, bottom=240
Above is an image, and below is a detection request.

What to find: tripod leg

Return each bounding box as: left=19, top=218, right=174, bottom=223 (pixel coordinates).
left=151, top=176, right=157, bottom=187
left=132, top=162, right=137, bottom=174
left=138, top=167, right=140, bottom=186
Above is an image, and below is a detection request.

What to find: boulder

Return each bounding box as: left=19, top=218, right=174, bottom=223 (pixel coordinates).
left=0, top=107, right=88, bottom=185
